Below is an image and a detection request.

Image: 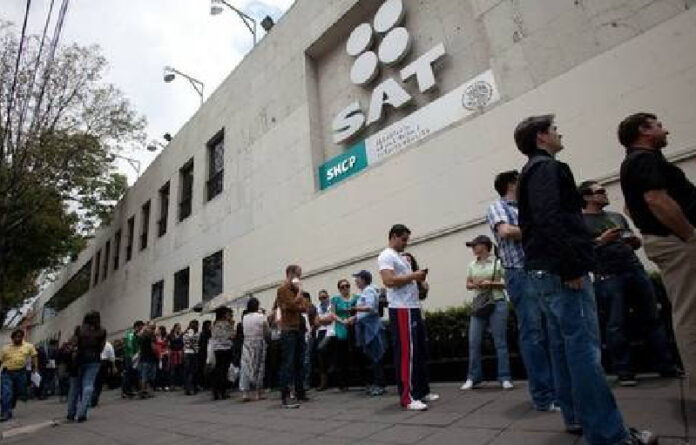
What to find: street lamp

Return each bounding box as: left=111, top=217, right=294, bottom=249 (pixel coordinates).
left=210, top=0, right=258, bottom=46
left=112, top=154, right=142, bottom=178
left=163, top=66, right=205, bottom=105
left=146, top=140, right=166, bottom=152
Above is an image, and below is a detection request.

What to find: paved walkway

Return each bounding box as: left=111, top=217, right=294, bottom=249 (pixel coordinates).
left=1, top=377, right=693, bottom=444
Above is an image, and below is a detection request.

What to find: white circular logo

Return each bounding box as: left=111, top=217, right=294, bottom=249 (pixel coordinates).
left=462, top=81, right=493, bottom=110
left=346, top=0, right=410, bottom=87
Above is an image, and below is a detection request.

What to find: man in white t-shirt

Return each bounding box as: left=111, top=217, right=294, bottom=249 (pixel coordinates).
left=377, top=224, right=439, bottom=411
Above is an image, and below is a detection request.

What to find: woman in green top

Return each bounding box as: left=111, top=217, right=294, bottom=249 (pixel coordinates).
left=461, top=235, right=513, bottom=391
left=331, top=278, right=358, bottom=391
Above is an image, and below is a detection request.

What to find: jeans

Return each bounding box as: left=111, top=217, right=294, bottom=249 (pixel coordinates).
left=1, top=370, right=27, bottom=417
left=468, top=299, right=511, bottom=382
left=528, top=271, right=627, bottom=445
left=505, top=268, right=555, bottom=409
left=279, top=330, right=305, bottom=394
left=121, top=356, right=136, bottom=394
left=91, top=360, right=111, bottom=406
left=67, top=362, right=100, bottom=420
left=303, top=336, right=314, bottom=390
left=212, top=349, right=232, bottom=398
left=594, top=268, right=676, bottom=377
left=184, top=353, right=198, bottom=393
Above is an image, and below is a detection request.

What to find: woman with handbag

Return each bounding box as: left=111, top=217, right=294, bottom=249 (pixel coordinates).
left=461, top=235, right=513, bottom=391
left=211, top=307, right=235, bottom=400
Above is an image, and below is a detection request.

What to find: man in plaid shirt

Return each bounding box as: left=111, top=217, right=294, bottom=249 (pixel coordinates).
left=487, top=170, right=556, bottom=412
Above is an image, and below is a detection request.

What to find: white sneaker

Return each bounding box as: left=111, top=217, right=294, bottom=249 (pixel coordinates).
left=423, top=393, right=440, bottom=402
left=405, top=400, right=428, bottom=411
left=501, top=380, right=514, bottom=390
left=460, top=379, right=476, bottom=390
left=538, top=402, right=561, bottom=412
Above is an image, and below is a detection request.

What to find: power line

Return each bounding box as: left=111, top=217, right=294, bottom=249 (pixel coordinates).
left=1, top=0, right=32, bottom=159
left=15, top=0, right=57, bottom=150
left=30, top=0, right=70, bottom=134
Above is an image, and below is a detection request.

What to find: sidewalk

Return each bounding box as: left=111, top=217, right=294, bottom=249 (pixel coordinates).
left=1, top=377, right=692, bottom=444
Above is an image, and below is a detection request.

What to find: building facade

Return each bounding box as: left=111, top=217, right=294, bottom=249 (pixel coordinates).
left=30, top=0, right=696, bottom=341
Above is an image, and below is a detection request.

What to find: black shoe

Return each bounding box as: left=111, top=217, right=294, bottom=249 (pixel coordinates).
left=77, top=417, right=87, bottom=423
left=565, top=424, right=583, bottom=436
left=618, top=375, right=638, bottom=387
left=296, top=392, right=310, bottom=402
left=660, top=368, right=685, bottom=379
left=65, top=416, right=74, bottom=423
left=624, top=428, right=658, bottom=444
left=281, top=390, right=300, bottom=409
left=0, top=414, right=11, bottom=422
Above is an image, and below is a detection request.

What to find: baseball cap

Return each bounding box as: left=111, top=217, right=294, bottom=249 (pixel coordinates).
left=465, top=235, right=492, bottom=248
left=352, top=270, right=372, bottom=284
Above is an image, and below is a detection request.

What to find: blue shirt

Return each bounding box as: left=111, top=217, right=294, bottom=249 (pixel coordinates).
left=356, top=285, right=379, bottom=321
left=487, top=198, right=525, bottom=269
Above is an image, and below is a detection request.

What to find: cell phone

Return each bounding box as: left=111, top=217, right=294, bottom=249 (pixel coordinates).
left=422, top=268, right=429, bottom=275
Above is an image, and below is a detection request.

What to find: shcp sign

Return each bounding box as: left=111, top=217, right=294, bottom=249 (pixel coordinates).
left=332, top=0, right=446, bottom=145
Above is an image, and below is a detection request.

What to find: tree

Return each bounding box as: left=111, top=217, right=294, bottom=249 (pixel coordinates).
left=0, top=21, right=146, bottom=319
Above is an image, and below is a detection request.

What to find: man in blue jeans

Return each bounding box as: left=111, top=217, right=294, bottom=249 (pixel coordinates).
left=579, top=180, right=680, bottom=386
left=0, top=330, right=38, bottom=421
left=515, top=114, right=657, bottom=445
left=487, top=170, right=556, bottom=410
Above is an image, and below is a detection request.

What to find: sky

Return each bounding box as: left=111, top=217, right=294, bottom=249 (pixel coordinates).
left=3, top=0, right=296, bottom=184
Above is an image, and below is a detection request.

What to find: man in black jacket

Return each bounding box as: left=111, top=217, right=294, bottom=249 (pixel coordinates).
left=515, top=114, right=656, bottom=445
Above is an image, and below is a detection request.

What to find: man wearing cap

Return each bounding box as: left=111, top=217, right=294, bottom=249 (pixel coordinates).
left=487, top=170, right=556, bottom=410
left=354, top=270, right=386, bottom=396
left=378, top=224, right=438, bottom=411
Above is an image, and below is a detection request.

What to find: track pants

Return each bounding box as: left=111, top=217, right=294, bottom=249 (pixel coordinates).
left=389, top=308, right=429, bottom=406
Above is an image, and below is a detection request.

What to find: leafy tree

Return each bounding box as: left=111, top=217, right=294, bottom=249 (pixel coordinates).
left=0, top=21, right=146, bottom=319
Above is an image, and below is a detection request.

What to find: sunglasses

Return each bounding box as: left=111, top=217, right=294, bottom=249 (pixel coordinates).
left=339, top=284, right=350, bottom=289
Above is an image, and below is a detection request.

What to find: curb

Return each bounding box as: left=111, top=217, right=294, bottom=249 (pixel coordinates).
left=1, top=420, right=58, bottom=440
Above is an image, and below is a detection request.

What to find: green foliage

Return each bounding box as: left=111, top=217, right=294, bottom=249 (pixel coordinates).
left=0, top=21, right=146, bottom=316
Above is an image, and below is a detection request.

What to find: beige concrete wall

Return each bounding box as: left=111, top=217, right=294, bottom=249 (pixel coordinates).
left=29, top=1, right=696, bottom=342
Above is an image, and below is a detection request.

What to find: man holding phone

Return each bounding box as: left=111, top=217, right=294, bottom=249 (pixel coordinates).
left=580, top=181, right=679, bottom=386
left=378, top=224, right=438, bottom=411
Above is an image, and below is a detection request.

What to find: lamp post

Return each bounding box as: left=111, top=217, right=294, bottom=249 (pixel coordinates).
left=112, top=154, right=142, bottom=178
left=163, top=66, right=205, bottom=105
left=210, top=0, right=258, bottom=46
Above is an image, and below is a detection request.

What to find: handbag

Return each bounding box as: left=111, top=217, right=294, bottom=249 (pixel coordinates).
left=471, top=254, right=499, bottom=318
left=227, top=363, right=240, bottom=383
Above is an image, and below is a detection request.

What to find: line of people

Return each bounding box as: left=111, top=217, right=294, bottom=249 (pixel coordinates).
left=1, top=112, right=693, bottom=445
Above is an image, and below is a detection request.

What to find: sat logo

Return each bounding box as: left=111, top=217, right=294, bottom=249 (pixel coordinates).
left=332, top=0, right=446, bottom=145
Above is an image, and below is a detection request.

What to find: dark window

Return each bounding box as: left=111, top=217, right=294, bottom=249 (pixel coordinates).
left=102, top=241, right=110, bottom=280
left=45, top=260, right=92, bottom=314
left=93, top=250, right=101, bottom=286
left=173, top=267, right=190, bottom=312
left=179, top=159, right=194, bottom=221
left=158, top=182, right=170, bottom=237
left=207, top=131, right=224, bottom=201
left=114, top=230, right=121, bottom=270
left=126, top=216, right=135, bottom=261
left=151, top=280, right=164, bottom=319
left=202, top=250, right=223, bottom=302
left=140, top=200, right=151, bottom=250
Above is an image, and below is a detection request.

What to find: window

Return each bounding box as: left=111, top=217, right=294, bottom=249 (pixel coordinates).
left=202, top=250, right=223, bottom=302
left=179, top=159, right=194, bottom=221
left=126, top=216, right=135, bottom=261
left=207, top=131, right=224, bottom=201
left=173, top=268, right=190, bottom=312
left=93, top=250, right=101, bottom=286
left=158, top=182, right=170, bottom=237
left=114, top=230, right=121, bottom=270
left=140, top=200, right=151, bottom=250
left=45, top=260, right=91, bottom=314
left=151, top=280, right=164, bottom=319
left=102, top=241, right=110, bottom=280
